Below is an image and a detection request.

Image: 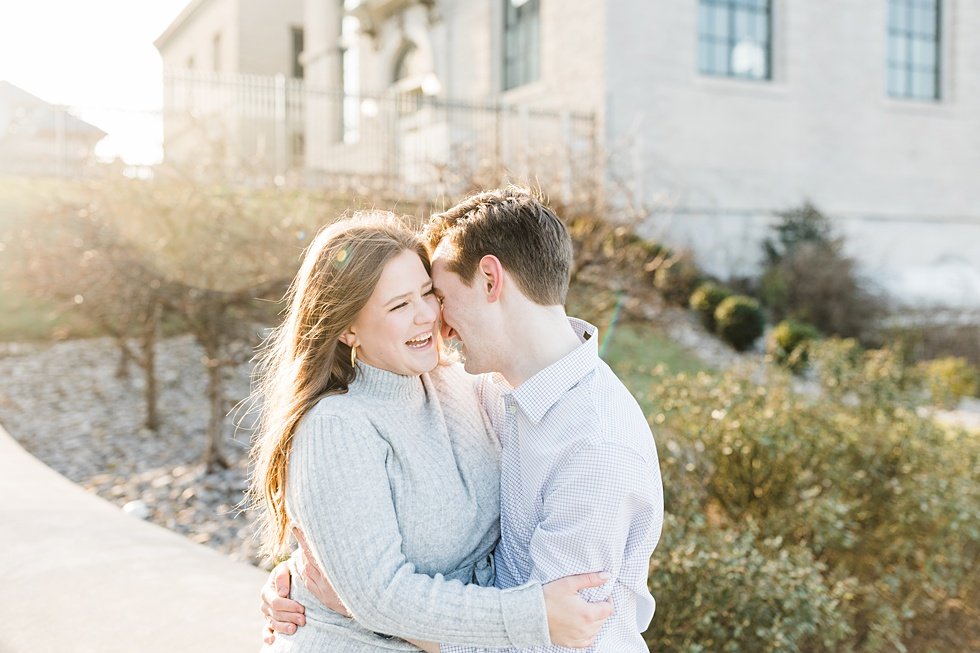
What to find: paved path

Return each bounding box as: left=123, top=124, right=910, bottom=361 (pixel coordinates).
left=0, top=424, right=267, bottom=653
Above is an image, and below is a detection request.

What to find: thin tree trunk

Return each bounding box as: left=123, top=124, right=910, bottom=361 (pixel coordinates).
left=115, top=336, right=131, bottom=379
left=141, top=303, right=160, bottom=431
left=204, top=354, right=229, bottom=472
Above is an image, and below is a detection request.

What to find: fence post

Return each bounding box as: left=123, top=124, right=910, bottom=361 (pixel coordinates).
left=274, top=74, right=287, bottom=183
left=559, top=109, right=572, bottom=202
left=518, top=105, right=530, bottom=182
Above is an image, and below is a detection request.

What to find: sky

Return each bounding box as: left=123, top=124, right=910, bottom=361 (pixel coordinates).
left=0, top=0, right=191, bottom=163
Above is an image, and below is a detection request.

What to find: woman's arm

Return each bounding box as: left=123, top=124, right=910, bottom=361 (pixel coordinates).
left=286, top=412, right=549, bottom=647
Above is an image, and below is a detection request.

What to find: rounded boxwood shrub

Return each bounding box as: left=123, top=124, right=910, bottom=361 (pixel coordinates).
left=689, top=281, right=732, bottom=331
left=714, top=295, right=765, bottom=351
left=768, top=319, right=821, bottom=373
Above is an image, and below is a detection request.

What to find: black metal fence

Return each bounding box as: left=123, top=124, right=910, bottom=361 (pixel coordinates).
left=161, top=69, right=598, bottom=200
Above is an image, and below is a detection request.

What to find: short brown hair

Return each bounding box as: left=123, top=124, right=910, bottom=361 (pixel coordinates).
left=424, top=187, right=573, bottom=305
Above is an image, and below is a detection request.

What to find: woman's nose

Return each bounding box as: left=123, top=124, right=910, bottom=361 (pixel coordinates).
left=416, top=296, right=438, bottom=323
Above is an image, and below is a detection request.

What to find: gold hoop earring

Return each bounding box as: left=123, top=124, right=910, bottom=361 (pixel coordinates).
left=350, top=344, right=357, bottom=368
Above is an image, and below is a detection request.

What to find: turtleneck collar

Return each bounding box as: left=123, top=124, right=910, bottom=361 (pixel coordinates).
left=346, top=360, right=427, bottom=404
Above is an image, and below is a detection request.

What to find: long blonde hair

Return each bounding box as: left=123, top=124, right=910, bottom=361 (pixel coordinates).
left=247, top=213, right=429, bottom=561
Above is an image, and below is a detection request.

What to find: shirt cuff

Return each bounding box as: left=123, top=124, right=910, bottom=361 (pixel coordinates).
left=499, top=581, right=551, bottom=647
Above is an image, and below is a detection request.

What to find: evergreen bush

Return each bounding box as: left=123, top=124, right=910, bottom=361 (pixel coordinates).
left=689, top=281, right=732, bottom=332
left=714, top=295, right=765, bottom=351
left=768, top=319, right=822, bottom=374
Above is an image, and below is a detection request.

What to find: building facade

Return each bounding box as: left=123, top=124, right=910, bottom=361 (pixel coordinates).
left=157, top=0, right=980, bottom=307
left=155, top=0, right=305, bottom=171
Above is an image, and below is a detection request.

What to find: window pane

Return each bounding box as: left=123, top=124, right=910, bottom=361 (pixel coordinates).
left=712, top=5, right=730, bottom=41
left=698, top=3, right=711, bottom=36
left=698, top=0, right=771, bottom=80
left=734, top=9, right=750, bottom=39
left=503, top=0, right=539, bottom=89
left=713, top=42, right=728, bottom=73
left=698, top=40, right=711, bottom=73
left=912, top=7, right=936, bottom=37
left=912, top=38, right=936, bottom=67
left=754, top=13, right=769, bottom=40
left=890, top=1, right=909, bottom=32
left=911, top=70, right=935, bottom=98
left=887, top=35, right=906, bottom=65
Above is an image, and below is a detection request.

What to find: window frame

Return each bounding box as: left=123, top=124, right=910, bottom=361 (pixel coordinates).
left=886, top=0, right=942, bottom=101
left=502, top=0, right=541, bottom=91
left=697, top=0, right=773, bottom=82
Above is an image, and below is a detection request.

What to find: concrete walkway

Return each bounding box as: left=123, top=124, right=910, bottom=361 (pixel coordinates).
left=0, top=424, right=267, bottom=653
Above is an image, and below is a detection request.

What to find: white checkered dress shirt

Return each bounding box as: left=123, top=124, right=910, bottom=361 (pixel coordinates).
left=442, top=318, right=664, bottom=652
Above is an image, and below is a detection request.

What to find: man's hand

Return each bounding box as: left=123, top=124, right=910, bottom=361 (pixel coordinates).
left=543, top=572, right=614, bottom=648
left=260, top=560, right=306, bottom=644
left=293, top=527, right=352, bottom=618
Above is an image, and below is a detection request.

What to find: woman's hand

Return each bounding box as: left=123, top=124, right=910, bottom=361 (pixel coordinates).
left=293, top=527, right=353, bottom=618
left=261, top=560, right=306, bottom=643
left=542, top=572, right=614, bottom=648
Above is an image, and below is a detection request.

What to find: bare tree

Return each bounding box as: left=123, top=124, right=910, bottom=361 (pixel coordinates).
left=17, top=200, right=170, bottom=430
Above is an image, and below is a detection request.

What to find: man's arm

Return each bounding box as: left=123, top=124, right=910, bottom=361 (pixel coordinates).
left=440, top=441, right=662, bottom=653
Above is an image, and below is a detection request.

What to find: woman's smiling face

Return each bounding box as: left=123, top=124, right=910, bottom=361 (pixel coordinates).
left=344, top=249, right=441, bottom=376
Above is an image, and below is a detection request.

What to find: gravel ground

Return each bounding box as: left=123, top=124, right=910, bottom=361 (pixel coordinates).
left=0, top=335, right=266, bottom=567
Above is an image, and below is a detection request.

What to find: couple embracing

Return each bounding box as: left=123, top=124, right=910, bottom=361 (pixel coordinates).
left=250, top=187, right=663, bottom=652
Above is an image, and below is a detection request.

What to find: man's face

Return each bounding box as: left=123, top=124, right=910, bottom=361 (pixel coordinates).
left=430, top=245, right=497, bottom=375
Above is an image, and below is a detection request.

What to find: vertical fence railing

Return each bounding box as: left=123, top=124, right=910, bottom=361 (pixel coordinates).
left=159, top=69, right=596, bottom=198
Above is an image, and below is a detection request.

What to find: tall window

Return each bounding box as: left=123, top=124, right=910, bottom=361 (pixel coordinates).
left=503, top=0, right=540, bottom=90
left=212, top=33, right=222, bottom=72
left=887, top=0, right=941, bottom=100
left=698, top=0, right=772, bottom=80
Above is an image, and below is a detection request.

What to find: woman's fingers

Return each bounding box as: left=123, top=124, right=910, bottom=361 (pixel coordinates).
left=563, top=570, right=612, bottom=592
left=269, top=596, right=307, bottom=625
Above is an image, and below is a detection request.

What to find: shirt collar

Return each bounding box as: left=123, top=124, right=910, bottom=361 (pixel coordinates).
left=508, top=317, right=599, bottom=424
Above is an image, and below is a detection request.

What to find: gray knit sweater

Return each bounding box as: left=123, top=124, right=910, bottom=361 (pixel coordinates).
left=267, top=361, right=550, bottom=652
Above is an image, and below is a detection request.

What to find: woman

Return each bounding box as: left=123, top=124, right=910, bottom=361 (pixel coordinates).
left=248, top=214, right=606, bottom=651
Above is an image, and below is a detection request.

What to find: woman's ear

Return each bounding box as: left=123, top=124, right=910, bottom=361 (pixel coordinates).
left=338, top=329, right=357, bottom=348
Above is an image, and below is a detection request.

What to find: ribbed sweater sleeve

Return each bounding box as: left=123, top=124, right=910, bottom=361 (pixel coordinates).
left=286, top=412, right=550, bottom=647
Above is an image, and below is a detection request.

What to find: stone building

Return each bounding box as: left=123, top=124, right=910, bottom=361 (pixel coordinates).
left=157, top=0, right=980, bottom=307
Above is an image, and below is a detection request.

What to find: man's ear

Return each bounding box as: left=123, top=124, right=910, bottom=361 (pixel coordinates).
left=478, top=255, right=504, bottom=303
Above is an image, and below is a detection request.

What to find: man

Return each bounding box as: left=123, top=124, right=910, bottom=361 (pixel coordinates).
left=264, top=187, right=664, bottom=651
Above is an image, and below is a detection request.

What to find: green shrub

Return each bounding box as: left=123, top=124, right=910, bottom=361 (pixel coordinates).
left=768, top=319, right=821, bottom=373
left=714, top=295, right=765, bottom=351
left=759, top=203, right=883, bottom=341
left=641, top=344, right=980, bottom=651
left=689, top=281, right=732, bottom=331
left=653, top=253, right=702, bottom=306
left=647, top=518, right=854, bottom=653
left=918, top=356, right=980, bottom=408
